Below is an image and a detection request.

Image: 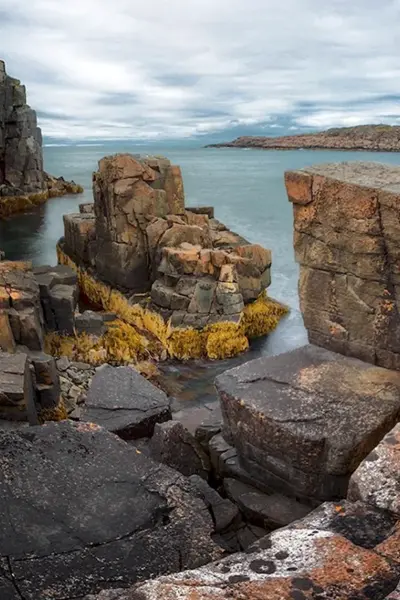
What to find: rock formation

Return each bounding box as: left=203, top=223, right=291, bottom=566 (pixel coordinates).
left=0, top=60, right=82, bottom=218
left=58, top=153, right=287, bottom=360
left=285, top=161, right=400, bottom=370
left=207, top=124, right=400, bottom=152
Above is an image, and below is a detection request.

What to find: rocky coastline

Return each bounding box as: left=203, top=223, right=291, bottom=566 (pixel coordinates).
left=1, top=160, right=400, bottom=598
left=1, top=61, right=400, bottom=600
left=206, top=124, right=400, bottom=152
left=0, top=60, right=83, bottom=218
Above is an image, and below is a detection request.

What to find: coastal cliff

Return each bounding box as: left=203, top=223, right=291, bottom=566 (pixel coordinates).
left=207, top=124, right=400, bottom=152
left=0, top=59, right=82, bottom=218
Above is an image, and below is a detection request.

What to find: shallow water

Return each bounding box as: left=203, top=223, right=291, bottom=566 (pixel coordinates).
left=2, top=145, right=400, bottom=403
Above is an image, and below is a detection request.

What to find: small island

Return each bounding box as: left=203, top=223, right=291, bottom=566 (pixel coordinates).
left=206, top=124, right=400, bottom=152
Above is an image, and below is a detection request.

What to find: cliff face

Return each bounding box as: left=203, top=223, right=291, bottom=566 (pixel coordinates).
left=0, top=60, right=44, bottom=197
left=208, top=125, right=400, bottom=152
left=285, top=161, right=400, bottom=370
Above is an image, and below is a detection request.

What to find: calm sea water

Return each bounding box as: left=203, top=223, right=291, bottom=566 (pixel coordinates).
left=2, top=145, right=400, bottom=399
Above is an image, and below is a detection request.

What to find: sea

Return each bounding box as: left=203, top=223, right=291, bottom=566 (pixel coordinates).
left=2, top=144, right=400, bottom=403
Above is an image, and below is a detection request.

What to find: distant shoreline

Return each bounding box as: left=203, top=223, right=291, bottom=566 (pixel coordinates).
left=206, top=125, right=400, bottom=153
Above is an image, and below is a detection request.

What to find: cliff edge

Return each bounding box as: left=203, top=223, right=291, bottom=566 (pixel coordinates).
left=207, top=124, right=400, bottom=152
left=0, top=60, right=82, bottom=218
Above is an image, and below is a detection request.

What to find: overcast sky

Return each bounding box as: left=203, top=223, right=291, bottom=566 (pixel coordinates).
left=1, top=0, right=399, bottom=140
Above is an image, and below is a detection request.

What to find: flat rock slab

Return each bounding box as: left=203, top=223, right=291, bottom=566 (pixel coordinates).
left=0, top=421, right=220, bottom=599
left=215, top=344, right=400, bottom=501
left=85, top=525, right=400, bottom=599
left=82, top=365, right=171, bottom=439
left=348, top=423, right=400, bottom=517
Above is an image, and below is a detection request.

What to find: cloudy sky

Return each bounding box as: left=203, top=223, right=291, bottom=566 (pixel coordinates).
left=1, top=0, right=400, bottom=140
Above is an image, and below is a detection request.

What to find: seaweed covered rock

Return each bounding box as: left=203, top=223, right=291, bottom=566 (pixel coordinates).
left=59, top=153, right=287, bottom=360
left=0, top=420, right=221, bottom=599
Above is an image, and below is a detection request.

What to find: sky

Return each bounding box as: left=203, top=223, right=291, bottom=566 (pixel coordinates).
left=1, top=0, right=400, bottom=141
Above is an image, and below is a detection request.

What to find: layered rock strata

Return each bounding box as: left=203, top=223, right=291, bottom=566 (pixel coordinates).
left=0, top=60, right=82, bottom=218
left=285, top=161, right=400, bottom=370
left=58, top=153, right=286, bottom=360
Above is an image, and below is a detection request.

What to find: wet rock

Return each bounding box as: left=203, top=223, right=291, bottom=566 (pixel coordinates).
left=82, top=365, right=171, bottom=439
left=0, top=421, right=220, bottom=599
left=223, top=478, right=311, bottom=529
left=149, top=420, right=211, bottom=479
left=348, top=423, right=400, bottom=517
left=92, top=526, right=400, bottom=599
left=188, top=474, right=239, bottom=533
left=216, top=344, right=400, bottom=502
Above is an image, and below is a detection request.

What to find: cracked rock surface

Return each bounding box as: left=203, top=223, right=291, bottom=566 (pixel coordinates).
left=81, top=365, right=171, bottom=439
left=215, top=344, right=400, bottom=503
left=0, top=420, right=220, bottom=599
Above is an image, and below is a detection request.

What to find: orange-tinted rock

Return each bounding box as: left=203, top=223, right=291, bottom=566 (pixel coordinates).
left=348, top=423, right=400, bottom=517
left=285, top=162, right=400, bottom=370
left=85, top=527, right=400, bottom=599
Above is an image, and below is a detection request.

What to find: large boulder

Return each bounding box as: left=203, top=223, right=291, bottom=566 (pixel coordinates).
left=285, top=162, right=400, bottom=370
left=215, top=344, right=400, bottom=503
left=0, top=421, right=221, bottom=599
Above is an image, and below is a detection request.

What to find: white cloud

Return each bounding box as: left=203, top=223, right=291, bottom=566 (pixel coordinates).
left=1, top=0, right=399, bottom=139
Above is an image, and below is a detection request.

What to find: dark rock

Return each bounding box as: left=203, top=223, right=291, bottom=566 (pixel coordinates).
left=29, top=351, right=60, bottom=410
left=75, top=310, right=106, bottom=336
left=0, top=421, right=221, bottom=599
left=82, top=365, right=171, bottom=439
left=0, top=352, right=37, bottom=423
left=236, top=523, right=269, bottom=550
left=48, top=283, right=78, bottom=334
left=223, top=478, right=311, bottom=529
left=216, top=344, right=400, bottom=502
left=149, top=420, right=211, bottom=479
left=286, top=500, right=398, bottom=550
left=188, top=474, right=239, bottom=533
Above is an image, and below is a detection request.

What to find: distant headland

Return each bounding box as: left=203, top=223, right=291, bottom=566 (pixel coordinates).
left=206, top=124, right=400, bottom=152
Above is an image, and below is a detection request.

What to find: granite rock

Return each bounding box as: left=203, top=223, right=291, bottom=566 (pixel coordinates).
left=216, top=344, right=400, bottom=502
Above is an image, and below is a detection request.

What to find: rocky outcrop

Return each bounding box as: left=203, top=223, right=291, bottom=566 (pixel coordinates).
left=58, top=153, right=287, bottom=360
left=207, top=124, right=400, bottom=152
left=0, top=60, right=83, bottom=218
left=215, top=344, right=400, bottom=504
left=285, top=161, right=400, bottom=370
